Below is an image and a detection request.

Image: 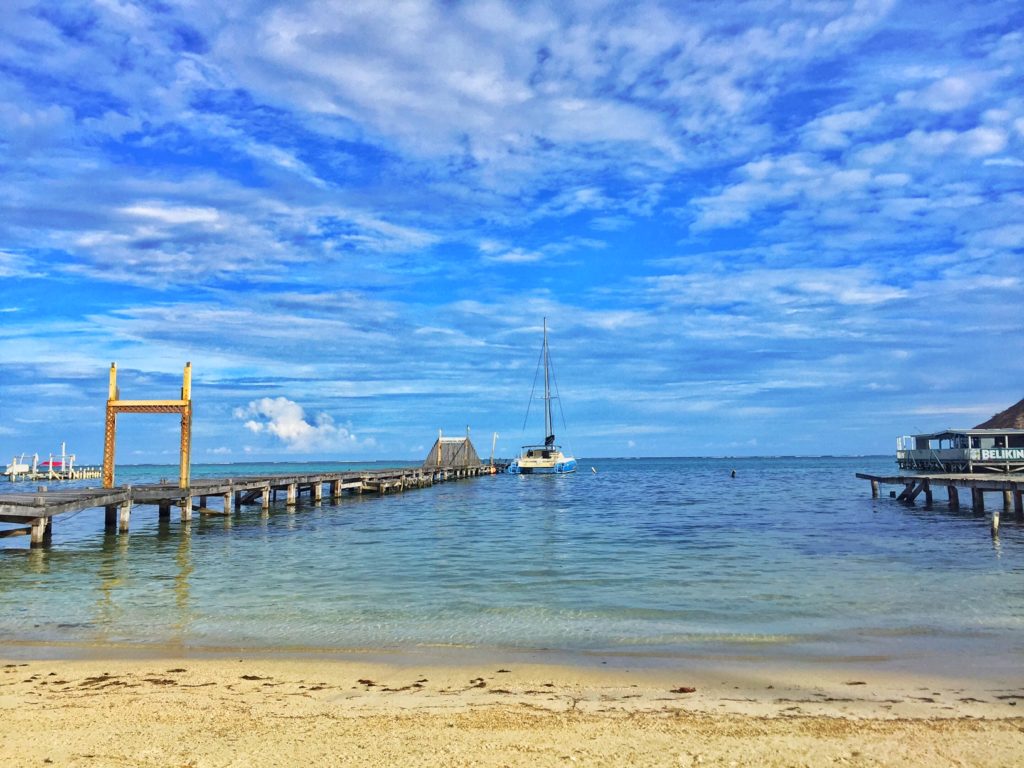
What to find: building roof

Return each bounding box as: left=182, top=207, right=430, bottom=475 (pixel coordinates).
left=975, top=397, right=1024, bottom=429
left=912, top=428, right=1024, bottom=439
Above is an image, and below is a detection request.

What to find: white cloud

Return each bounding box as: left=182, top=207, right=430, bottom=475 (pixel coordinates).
left=899, top=75, right=978, bottom=112
left=960, top=126, right=1007, bottom=156
left=119, top=203, right=221, bottom=225
left=233, top=397, right=364, bottom=452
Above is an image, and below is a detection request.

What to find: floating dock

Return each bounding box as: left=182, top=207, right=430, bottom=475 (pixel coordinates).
left=0, top=465, right=492, bottom=548
left=857, top=472, right=1024, bottom=534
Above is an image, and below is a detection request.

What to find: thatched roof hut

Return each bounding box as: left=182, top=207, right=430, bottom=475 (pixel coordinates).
left=422, top=434, right=481, bottom=469
left=975, top=397, right=1024, bottom=429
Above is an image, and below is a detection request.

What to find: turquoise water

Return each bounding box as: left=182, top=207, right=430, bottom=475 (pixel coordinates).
left=2, top=457, right=1022, bottom=671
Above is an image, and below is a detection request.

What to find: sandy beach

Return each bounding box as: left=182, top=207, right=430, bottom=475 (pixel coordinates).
left=2, top=652, right=1021, bottom=767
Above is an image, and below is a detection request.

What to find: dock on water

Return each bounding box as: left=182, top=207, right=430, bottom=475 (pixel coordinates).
left=857, top=472, right=1024, bottom=534
left=0, top=465, right=493, bottom=548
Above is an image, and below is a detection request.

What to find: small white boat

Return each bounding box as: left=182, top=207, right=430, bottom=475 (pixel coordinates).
left=508, top=319, right=577, bottom=475
left=4, top=455, right=31, bottom=476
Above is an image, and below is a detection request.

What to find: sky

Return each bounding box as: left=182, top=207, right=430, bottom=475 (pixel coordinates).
left=1, top=0, right=1022, bottom=464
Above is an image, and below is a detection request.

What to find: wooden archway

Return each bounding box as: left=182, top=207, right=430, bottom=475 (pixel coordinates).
left=102, top=362, right=192, bottom=489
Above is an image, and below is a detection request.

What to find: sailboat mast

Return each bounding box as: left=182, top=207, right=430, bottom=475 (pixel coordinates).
left=544, top=317, right=553, bottom=445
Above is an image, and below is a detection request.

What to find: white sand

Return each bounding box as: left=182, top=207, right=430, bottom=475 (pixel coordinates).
left=2, top=653, right=1022, bottom=766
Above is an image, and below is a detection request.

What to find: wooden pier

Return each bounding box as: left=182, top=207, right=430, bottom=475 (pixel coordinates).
left=0, top=465, right=491, bottom=548
left=5, top=466, right=103, bottom=483
left=857, top=472, right=1024, bottom=534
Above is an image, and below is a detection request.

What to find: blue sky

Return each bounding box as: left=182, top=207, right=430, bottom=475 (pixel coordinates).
left=1, top=0, right=1022, bottom=463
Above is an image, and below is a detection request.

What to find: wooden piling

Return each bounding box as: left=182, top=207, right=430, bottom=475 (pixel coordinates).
left=313, top=482, right=323, bottom=504
left=105, top=504, right=117, bottom=531
left=158, top=501, right=171, bottom=518
left=30, top=517, right=50, bottom=547
left=972, top=488, right=985, bottom=512
left=118, top=500, right=132, bottom=533
left=180, top=496, right=192, bottom=522
left=286, top=483, right=297, bottom=507
left=261, top=487, right=270, bottom=511
left=947, top=485, right=959, bottom=509
left=1015, top=491, right=1024, bottom=522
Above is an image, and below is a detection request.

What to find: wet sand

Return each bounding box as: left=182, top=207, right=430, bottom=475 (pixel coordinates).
left=2, top=653, right=1022, bottom=767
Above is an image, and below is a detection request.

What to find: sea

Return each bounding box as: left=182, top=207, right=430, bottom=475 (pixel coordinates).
left=2, top=456, right=1022, bottom=675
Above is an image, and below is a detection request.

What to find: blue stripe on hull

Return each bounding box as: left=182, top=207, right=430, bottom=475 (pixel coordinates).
left=507, top=460, right=577, bottom=475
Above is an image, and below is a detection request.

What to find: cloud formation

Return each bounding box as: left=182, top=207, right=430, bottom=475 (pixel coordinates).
left=1, top=1, right=1022, bottom=460
left=234, top=397, right=365, bottom=453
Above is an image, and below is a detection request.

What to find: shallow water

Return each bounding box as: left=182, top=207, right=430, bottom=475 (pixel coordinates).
left=2, top=457, right=1022, bottom=673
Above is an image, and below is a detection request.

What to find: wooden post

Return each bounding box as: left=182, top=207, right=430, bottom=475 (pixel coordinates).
left=118, top=500, right=132, bottom=533
left=972, top=488, right=985, bottom=512
left=992, top=508, right=1000, bottom=536
left=104, top=504, right=117, bottom=530
left=223, top=492, right=233, bottom=516
left=159, top=501, right=171, bottom=518
left=1002, top=491, right=1013, bottom=514
left=286, top=483, right=297, bottom=506
left=180, top=496, right=192, bottom=522
left=102, top=363, right=118, bottom=488
left=179, top=362, right=192, bottom=490
left=30, top=517, right=50, bottom=547
left=870, top=480, right=879, bottom=498
left=331, top=479, right=341, bottom=500
left=947, top=486, right=959, bottom=510
left=923, top=480, right=933, bottom=506
left=313, top=482, right=323, bottom=504
left=261, top=487, right=270, bottom=511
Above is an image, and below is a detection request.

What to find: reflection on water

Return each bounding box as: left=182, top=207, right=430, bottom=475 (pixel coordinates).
left=0, top=457, right=1022, bottom=672
left=95, top=530, right=127, bottom=642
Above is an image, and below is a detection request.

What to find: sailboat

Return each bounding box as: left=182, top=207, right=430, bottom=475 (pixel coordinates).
left=507, top=318, right=578, bottom=475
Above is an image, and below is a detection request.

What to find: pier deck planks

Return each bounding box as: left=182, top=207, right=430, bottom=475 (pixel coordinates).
left=857, top=471, right=1024, bottom=533
left=0, top=465, right=494, bottom=546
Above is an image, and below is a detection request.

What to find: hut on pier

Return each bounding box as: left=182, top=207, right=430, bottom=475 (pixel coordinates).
left=423, top=431, right=481, bottom=469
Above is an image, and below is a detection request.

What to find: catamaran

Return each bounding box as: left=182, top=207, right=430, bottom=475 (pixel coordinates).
left=507, top=318, right=577, bottom=475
